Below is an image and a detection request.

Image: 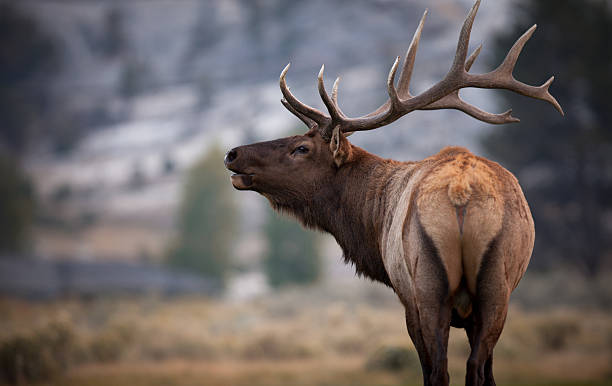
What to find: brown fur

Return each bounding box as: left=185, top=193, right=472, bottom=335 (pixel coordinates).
left=225, top=132, right=534, bottom=386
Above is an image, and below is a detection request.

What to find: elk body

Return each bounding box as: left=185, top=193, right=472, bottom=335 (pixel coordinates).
left=224, top=2, right=563, bottom=385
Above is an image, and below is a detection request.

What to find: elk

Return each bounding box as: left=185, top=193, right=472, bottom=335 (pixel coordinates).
left=224, top=1, right=563, bottom=385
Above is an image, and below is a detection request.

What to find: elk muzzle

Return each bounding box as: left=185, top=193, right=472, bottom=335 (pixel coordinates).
left=224, top=147, right=254, bottom=190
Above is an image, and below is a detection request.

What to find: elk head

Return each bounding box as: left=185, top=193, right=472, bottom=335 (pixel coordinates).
left=224, top=125, right=351, bottom=211
left=224, top=0, right=563, bottom=214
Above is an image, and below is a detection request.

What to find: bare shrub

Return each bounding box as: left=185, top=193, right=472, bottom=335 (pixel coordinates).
left=140, top=336, right=215, bottom=361
left=87, top=321, right=137, bottom=363
left=89, top=331, right=124, bottom=363
left=536, top=318, right=580, bottom=351
left=241, top=333, right=314, bottom=360
left=365, top=346, right=419, bottom=373
left=0, top=320, right=75, bottom=384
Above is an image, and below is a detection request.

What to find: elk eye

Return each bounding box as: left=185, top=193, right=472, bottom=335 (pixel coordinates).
left=293, top=145, right=309, bottom=155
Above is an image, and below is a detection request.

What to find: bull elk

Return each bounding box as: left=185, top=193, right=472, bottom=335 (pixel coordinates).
left=224, top=1, right=563, bottom=385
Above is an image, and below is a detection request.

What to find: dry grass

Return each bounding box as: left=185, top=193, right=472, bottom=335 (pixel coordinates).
left=0, top=288, right=611, bottom=386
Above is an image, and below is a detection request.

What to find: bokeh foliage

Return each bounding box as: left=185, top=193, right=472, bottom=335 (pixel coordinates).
left=0, top=155, right=35, bottom=255
left=264, top=210, right=321, bottom=288
left=0, top=320, right=74, bottom=384
left=0, top=2, right=60, bottom=155
left=167, top=146, right=236, bottom=287
left=482, top=0, right=612, bottom=274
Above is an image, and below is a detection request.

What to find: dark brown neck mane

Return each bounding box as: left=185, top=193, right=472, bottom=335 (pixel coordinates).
left=268, top=145, right=418, bottom=287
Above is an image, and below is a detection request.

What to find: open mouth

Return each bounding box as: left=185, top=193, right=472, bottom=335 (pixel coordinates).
left=229, top=172, right=254, bottom=190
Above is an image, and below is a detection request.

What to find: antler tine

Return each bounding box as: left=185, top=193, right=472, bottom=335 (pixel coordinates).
left=331, top=76, right=348, bottom=120
left=281, top=98, right=318, bottom=130
left=332, top=77, right=341, bottom=105
left=423, top=95, right=520, bottom=124
left=333, top=77, right=355, bottom=136
left=279, top=63, right=331, bottom=127
left=318, top=65, right=343, bottom=122
left=451, top=0, right=480, bottom=74
left=539, top=76, right=564, bottom=115
left=397, top=9, right=428, bottom=98
left=465, top=44, right=482, bottom=72
left=498, top=24, right=536, bottom=75
left=387, top=57, right=402, bottom=107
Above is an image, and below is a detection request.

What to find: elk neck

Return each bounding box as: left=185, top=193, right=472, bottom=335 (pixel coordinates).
left=310, top=146, right=417, bottom=287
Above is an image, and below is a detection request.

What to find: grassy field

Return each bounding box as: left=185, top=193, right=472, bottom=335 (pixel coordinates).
left=33, top=361, right=612, bottom=386
left=1, top=284, right=611, bottom=386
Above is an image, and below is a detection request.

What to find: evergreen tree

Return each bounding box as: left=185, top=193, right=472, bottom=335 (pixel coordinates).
left=167, top=146, right=237, bottom=287
left=482, top=0, right=612, bottom=274
left=0, top=155, right=35, bottom=255
left=0, top=4, right=57, bottom=253
left=264, top=209, right=321, bottom=288
left=0, top=2, right=60, bottom=155
left=102, top=7, right=127, bottom=58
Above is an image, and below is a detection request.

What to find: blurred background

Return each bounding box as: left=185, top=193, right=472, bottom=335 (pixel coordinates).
left=0, top=0, right=610, bottom=385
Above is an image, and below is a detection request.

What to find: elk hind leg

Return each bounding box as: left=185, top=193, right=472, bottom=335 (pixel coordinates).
left=405, top=276, right=453, bottom=386
left=465, top=238, right=510, bottom=386
left=405, top=306, right=432, bottom=385
left=465, top=317, right=497, bottom=386
left=406, top=223, right=454, bottom=386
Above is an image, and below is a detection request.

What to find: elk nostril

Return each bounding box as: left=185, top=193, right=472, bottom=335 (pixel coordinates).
left=225, top=149, right=238, bottom=164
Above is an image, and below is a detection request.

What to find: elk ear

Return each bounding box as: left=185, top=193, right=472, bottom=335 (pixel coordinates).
left=330, top=126, right=352, bottom=167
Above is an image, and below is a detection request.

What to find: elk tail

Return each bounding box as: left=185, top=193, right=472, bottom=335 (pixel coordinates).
left=448, top=172, right=472, bottom=236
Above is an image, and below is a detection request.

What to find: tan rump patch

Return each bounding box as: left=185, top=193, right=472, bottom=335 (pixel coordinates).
left=416, top=147, right=504, bottom=294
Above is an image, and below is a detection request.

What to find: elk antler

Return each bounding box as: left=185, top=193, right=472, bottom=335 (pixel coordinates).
left=280, top=0, right=564, bottom=141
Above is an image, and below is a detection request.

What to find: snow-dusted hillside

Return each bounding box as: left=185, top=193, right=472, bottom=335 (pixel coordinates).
left=23, top=0, right=516, bottom=260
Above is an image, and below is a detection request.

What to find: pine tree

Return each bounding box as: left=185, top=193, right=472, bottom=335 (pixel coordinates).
left=264, top=210, right=321, bottom=288
left=167, top=146, right=237, bottom=287
left=0, top=155, right=34, bottom=255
